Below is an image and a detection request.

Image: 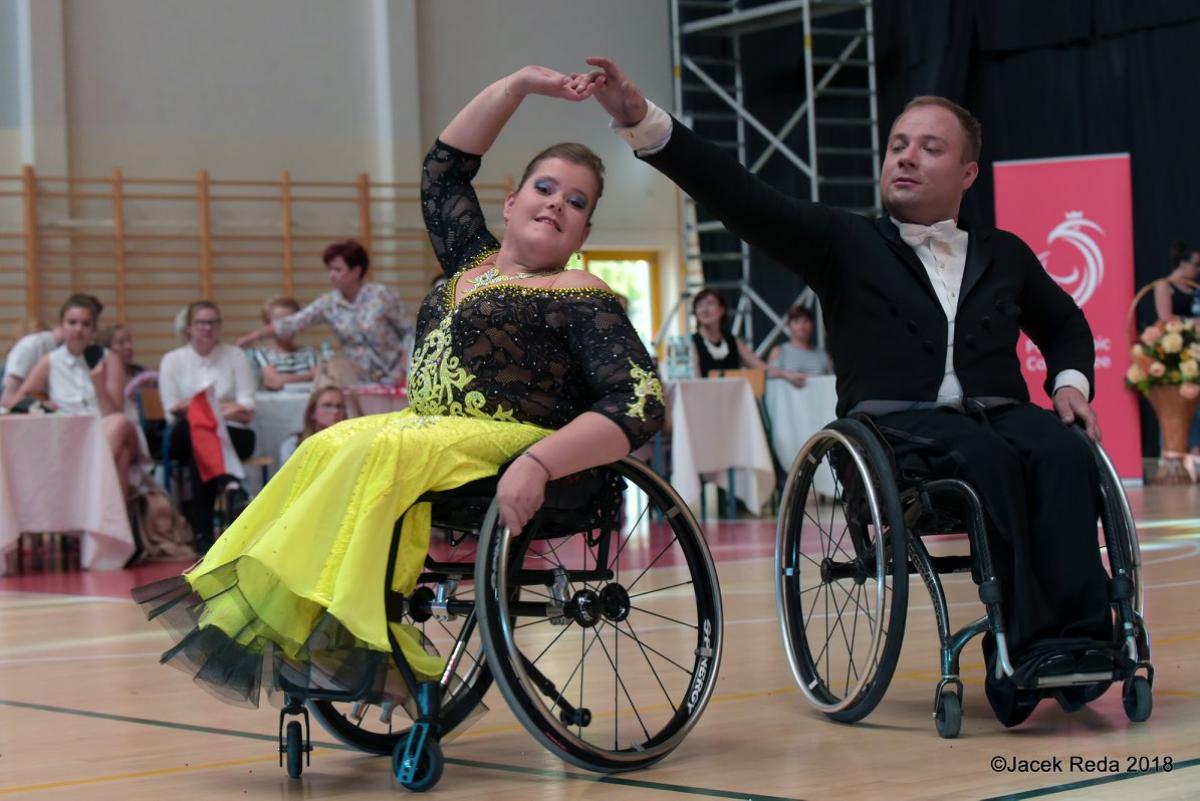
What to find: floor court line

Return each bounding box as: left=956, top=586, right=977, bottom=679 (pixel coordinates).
left=0, top=698, right=806, bottom=801
left=977, top=757, right=1199, bottom=801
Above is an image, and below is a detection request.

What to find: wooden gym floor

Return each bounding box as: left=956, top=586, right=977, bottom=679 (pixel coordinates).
left=1, top=484, right=1198, bottom=800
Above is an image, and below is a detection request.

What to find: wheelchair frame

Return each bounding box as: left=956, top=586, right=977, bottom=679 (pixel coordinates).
left=775, top=417, right=1153, bottom=738
left=275, top=455, right=724, bottom=790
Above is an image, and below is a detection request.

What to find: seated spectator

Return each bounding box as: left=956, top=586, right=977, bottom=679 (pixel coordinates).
left=160, top=300, right=257, bottom=553
left=13, top=295, right=141, bottom=499
left=244, top=296, right=318, bottom=391
left=690, top=287, right=808, bottom=386
left=767, top=305, right=831, bottom=379
left=278, top=384, right=359, bottom=464
left=1154, top=240, right=1200, bottom=321
left=2, top=313, right=70, bottom=410
left=236, top=240, right=412, bottom=385
left=98, top=324, right=145, bottom=378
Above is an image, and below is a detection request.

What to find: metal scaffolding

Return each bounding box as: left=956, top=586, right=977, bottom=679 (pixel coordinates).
left=661, top=0, right=881, bottom=352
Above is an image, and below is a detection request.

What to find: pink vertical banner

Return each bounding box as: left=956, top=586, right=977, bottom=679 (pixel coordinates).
left=993, top=153, right=1140, bottom=479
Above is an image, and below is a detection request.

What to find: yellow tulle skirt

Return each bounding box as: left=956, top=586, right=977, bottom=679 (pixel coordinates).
left=135, top=409, right=550, bottom=706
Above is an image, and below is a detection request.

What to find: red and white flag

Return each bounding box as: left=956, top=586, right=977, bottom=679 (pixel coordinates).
left=186, top=386, right=245, bottom=483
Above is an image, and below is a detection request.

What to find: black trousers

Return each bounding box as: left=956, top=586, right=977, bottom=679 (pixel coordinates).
left=169, top=420, right=256, bottom=546
left=872, top=403, right=1111, bottom=656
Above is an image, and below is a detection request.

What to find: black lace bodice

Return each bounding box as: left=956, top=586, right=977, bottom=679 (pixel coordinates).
left=414, top=141, right=664, bottom=448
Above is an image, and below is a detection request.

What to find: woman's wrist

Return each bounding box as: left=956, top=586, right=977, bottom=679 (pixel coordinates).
left=522, top=450, right=553, bottom=480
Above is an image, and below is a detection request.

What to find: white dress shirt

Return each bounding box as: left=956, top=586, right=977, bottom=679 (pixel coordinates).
left=159, top=343, right=256, bottom=426
left=5, top=330, right=58, bottom=381
left=46, top=345, right=101, bottom=416
left=613, top=102, right=1090, bottom=404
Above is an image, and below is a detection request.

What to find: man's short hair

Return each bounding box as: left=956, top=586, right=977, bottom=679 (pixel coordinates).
left=902, top=96, right=982, bottom=163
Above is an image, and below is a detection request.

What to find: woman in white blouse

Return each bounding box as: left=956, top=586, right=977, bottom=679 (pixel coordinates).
left=159, top=300, right=257, bottom=551
left=15, top=295, right=141, bottom=499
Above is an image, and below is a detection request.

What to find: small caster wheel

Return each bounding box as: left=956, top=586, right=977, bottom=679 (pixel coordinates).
left=285, top=720, right=304, bottom=779
left=934, top=692, right=961, bottom=739
left=1123, top=676, right=1152, bottom=722
left=393, top=736, right=444, bottom=792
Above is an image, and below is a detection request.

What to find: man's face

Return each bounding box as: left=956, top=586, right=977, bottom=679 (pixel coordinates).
left=880, top=105, right=978, bottom=225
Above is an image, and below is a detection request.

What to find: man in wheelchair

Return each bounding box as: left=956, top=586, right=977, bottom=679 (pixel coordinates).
left=586, top=58, right=1121, bottom=726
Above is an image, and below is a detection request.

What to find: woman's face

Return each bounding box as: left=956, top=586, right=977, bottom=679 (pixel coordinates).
left=110, top=326, right=135, bottom=365
left=693, top=294, right=725, bottom=327
left=327, top=257, right=365, bottom=297
left=61, top=307, right=96, bottom=353
left=187, top=306, right=222, bottom=351
left=503, top=157, right=596, bottom=268
left=788, top=315, right=813, bottom=344
left=312, top=389, right=348, bottom=430
left=1184, top=252, right=1200, bottom=281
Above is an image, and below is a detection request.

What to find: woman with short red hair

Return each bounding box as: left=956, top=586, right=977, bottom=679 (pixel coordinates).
left=237, top=239, right=412, bottom=384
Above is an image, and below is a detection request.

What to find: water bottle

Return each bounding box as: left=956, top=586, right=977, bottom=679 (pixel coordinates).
left=1191, top=289, right=1200, bottom=319
left=320, top=340, right=333, bottom=361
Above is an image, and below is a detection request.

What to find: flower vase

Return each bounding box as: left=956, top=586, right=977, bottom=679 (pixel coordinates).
left=1146, top=385, right=1200, bottom=483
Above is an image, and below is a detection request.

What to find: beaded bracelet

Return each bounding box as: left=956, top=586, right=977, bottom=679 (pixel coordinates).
left=523, top=450, right=552, bottom=479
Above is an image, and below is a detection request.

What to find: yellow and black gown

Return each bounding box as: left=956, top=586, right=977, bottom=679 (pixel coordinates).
left=134, top=140, right=666, bottom=707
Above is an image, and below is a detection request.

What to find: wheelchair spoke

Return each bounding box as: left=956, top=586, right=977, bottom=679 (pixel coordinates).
left=544, top=626, right=603, bottom=718
left=831, top=586, right=860, bottom=695
left=829, top=577, right=875, bottom=625
left=616, top=620, right=680, bottom=713
left=515, top=615, right=558, bottom=630
left=627, top=604, right=698, bottom=630
left=609, top=500, right=652, bottom=576
left=593, top=621, right=654, bottom=743
left=528, top=617, right=574, bottom=662
left=624, top=533, right=681, bottom=594
left=610, top=620, right=693, bottom=677
left=628, top=579, right=694, bottom=600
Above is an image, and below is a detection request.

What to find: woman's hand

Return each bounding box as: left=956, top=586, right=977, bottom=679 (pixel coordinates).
left=220, top=402, right=254, bottom=425
left=496, top=454, right=550, bottom=535
left=571, top=56, right=648, bottom=127
left=235, top=327, right=266, bottom=349
left=510, top=65, right=596, bottom=102
left=786, top=371, right=807, bottom=388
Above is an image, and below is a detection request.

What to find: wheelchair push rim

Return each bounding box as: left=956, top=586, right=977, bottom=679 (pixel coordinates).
left=476, top=457, right=723, bottom=772
left=775, top=421, right=908, bottom=718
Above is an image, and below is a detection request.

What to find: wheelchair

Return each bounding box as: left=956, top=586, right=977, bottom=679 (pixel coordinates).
left=774, top=417, right=1152, bottom=738
left=274, top=456, right=723, bottom=791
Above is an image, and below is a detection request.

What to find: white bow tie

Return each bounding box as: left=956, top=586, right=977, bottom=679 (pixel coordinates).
left=897, top=220, right=960, bottom=247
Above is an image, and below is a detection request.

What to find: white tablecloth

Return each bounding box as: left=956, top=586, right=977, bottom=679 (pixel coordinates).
left=765, top=375, right=839, bottom=496
left=666, top=379, right=775, bottom=514
left=251, top=390, right=310, bottom=464
left=0, top=415, right=135, bottom=575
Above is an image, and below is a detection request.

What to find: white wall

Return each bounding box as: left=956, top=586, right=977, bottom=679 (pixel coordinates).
left=63, top=0, right=381, bottom=179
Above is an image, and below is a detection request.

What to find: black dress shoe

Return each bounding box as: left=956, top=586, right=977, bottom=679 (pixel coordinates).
left=1075, top=648, right=1116, bottom=675
left=1035, top=652, right=1077, bottom=678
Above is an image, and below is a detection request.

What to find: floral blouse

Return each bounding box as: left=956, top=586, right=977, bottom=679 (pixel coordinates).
left=273, top=282, right=411, bottom=383
left=415, top=140, right=665, bottom=448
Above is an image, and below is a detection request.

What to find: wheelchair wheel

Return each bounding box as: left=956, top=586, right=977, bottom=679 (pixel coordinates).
left=476, top=457, right=722, bottom=773
left=1083, top=429, right=1144, bottom=617
left=310, top=530, right=491, bottom=755
left=775, top=418, right=908, bottom=723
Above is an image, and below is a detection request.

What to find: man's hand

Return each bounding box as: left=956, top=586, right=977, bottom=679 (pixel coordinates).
left=496, top=455, right=550, bottom=536
left=572, top=56, right=648, bottom=127
left=261, top=365, right=284, bottom=391
left=1053, top=386, right=1101, bottom=441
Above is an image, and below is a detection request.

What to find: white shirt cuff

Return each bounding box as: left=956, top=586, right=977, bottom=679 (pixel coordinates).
left=1052, top=369, right=1090, bottom=399
left=610, top=100, right=673, bottom=156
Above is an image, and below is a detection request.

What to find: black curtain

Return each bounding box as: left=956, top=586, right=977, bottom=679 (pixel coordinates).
left=734, top=0, right=1200, bottom=455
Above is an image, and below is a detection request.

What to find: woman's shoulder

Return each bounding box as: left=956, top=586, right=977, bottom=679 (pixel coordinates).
left=553, top=270, right=613, bottom=293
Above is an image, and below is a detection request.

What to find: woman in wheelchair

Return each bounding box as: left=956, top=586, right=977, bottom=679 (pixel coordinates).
left=136, top=65, right=723, bottom=789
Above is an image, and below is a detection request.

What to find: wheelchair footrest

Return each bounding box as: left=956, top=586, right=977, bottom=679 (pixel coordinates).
left=1013, top=640, right=1132, bottom=691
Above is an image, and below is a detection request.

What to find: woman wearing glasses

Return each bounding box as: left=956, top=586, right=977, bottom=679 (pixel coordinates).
left=158, top=300, right=257, bottom=552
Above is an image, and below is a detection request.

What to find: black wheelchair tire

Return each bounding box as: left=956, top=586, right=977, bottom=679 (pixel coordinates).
left=776, top=417, right=909, bottom=724
left=475, top=457, right=723, bottom=773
